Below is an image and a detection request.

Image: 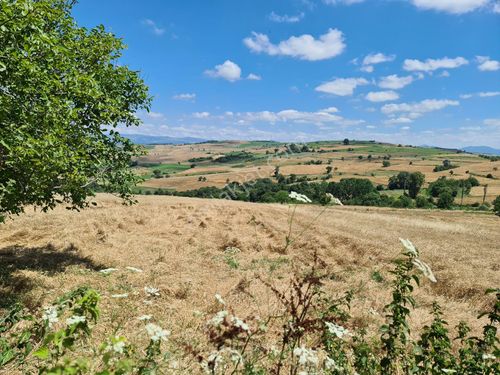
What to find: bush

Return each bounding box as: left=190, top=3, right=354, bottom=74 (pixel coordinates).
left=382, top=160, right=391, bottom=168
left=415, top=195, right=432, bottom=208
left=437, top=190, right=454, bottom=209
left=493, top=196, right=500, bottom=216
left=392, top=195, right=414, bottom=208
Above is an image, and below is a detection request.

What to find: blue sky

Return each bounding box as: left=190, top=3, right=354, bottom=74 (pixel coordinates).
left=73, top=0, right=500, bottom=147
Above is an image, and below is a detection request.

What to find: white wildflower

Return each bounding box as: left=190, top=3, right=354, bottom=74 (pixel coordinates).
left=145, top=323, right=170, bottom=342
left=325, top=356, right=338, bottom=370
left=231, top=316, right=250, bottom=332
left=482, top=353, right=496, bottom=360
left=144, top=286, right=160, bottom=297
left=202, top=351, right=224, bottom=374
left=125, top=266, right=143, bottom=273
left=111, top=293, right=129, bottom=299
left=289, top=191, right=312, bottom=203
left=66, top=315, right=86, bottom=325
left=106, top=337, right=126, bottom=354
left=208, top=310, right=228, bottom=327
left=325, top=321, right=350, bottom=338
left=214, top=293, right=226, bottom=305
left=224, top=247, right=240, bottom=255
left=293, top=346, right=318, bottom=366
left=412, top=258, right=437, bottom=283
left=326, top=193, right=343, bottom=206
left=399, top=238, right=418, bottom=257
left=99, top=268, right=119, bottom=274
left=138, top=315, right=152, bottom=321
left=42, top=306, right=59, bottom=328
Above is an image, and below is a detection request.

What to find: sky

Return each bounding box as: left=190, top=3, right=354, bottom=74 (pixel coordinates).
left=73, top=0, right=500, bottom=148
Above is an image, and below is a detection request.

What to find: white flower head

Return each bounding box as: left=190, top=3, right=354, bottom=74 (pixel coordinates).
left=66, top=315, right=86, bottom=325
left=325, top=321, right=350, bottom=338
left=208, top=310, right=228, bottom=327
left=144, top=286, right=160, bottom=297
left=412, top=258, right=437, bottom=283
left=125, top=266, right=143, bottom=273
left=106, top=336, right=127, bottom=354
left=325, top=356, right=338, bottom=370
left=111, top=293, right=129, bottom=299
left=145, top=323, right=170, bottom=342
left=138, top=315, right=152, bottom=321
left=99, top=268, right=119, bottom=274
left=231, top=316, right=250, bottom=332
left=289, top=191, right=312, bottom=203
left=214, top=293, right=226, bottom=305
left=399, top=238, right=418, bottom=257
left=326, top=193, right=343, bottom=206
left=482, top=353, right=496, bottom=360
left=293, top=346, right=318, bottom=366
left=42, top=306, right=59, bottom=328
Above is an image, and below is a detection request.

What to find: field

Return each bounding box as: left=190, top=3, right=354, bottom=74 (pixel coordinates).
left=1, top=194, right=498, bottom=372
left=134, top=141, right=500, bottom=205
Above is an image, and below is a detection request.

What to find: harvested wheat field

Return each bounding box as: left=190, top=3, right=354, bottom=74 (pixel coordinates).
left=1, top=194, right=499, bottom=373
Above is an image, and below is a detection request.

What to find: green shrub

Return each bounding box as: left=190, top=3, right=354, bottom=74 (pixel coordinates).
left=437, top=190, right=454, bottom=209
left=493, top=196, right=500, bottom=216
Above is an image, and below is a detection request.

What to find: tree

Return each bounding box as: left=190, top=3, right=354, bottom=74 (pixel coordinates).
left=437, top=190, right=454, bottom=209
left=493, top=196, right=500, bottom=216
left=408, top=172, right=425, bottom=199
left=383, top=160, right=391, bottom=168
left=0, top=0, right=151, bottom=222
left=326, top=166, right=333, bottom=174
left=273, top=166, right=280, bottom=178
left=343, top=138, right=350, bottom=145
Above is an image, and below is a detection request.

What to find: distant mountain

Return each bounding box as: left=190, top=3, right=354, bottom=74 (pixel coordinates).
left=124, top=134, right=207, bottom=145
left=462, top=146, right=500, bottom=155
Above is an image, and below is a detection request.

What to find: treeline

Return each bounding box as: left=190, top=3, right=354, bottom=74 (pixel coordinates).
left=145, top=173, right=492, bottom=211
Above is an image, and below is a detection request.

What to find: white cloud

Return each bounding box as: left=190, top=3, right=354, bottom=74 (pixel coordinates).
left=385, top=117, right=413, bottom=124
left=479, top=91, right=500, bottom=97
left=268, top=11, right=304, bottom=23
left=378, top=74, right=414, bottom=90
left=476, top=56, right=500, bottom=71
left=193, top=112, right=210, bottom=119
left=360, top=65, right=374, bottom=73
left=440, top=70, right=450, bottom=77
left=494, top=2, right=500, bottom=13
left=382, top=99, right=459, bottom=118
left=247, top=73, right=262, bottom=81
left=366, top=91, right=400, bottom=102
left=362, top=53, right=395, bottom=69
left=146, top=111, right=164, bottom=119
left=205, top=60, right=242, bottom=82
left=484, top=118, right=500, bottom=126
left=320, top=106, right=340, bottom=113
left=403, top=57, right=468, bottom=72
left=411, top=0, right=490, bottom=14
left=461, top=91, right=500, bottom=98
left=172, top=93, right=196, bottom=101
left=243, top=28, right=345, bottom=61
left=142, top=19, right=165, bottom=36
left=315, top=77, right=369, bottom=96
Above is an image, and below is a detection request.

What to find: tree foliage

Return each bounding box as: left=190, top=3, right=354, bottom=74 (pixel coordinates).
left=0, top=0, right=151, bottom=222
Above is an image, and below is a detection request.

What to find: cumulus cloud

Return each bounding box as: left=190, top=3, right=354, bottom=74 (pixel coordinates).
left=243, top=28, right=345, bottom=61
left=382, top=99, right=459, bottom=119
left=366, top=91, right=400, bottom=102
left=378, top=74, right=415, bottom=90
left=193, top=112, right=210, bottom=119
left=361, top=53, right=396, bottom=72
left=142, top=19, right=165, bottom=36
left=476, top=56, right=500, bottom=71
left=315, top=77, right=369, bottom=96
left=146, top=111, right=165, bottom=119
left=411, top=0, right=490, bottom=14
left=172, top=93, right=196, bottom=101
left=460, top=91, right=500, bottom=98
left=385, top=117, right=414, bottom=125
left=247, top=73, right=262, bottom=81
left=268, top=11, right=304, bottom=23
left=205, top=60, right=242, bottom=82
left=403, top=57, right=468, bottom=72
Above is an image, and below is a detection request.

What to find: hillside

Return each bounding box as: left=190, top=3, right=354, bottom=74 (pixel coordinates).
left=1, top=194, right=498, bottom=373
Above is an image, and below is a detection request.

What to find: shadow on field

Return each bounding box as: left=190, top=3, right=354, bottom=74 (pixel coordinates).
left=0, top=243, right=103, bottom=310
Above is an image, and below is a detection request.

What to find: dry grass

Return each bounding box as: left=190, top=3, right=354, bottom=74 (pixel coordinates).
left=1, top=194, right=498, bottom=362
